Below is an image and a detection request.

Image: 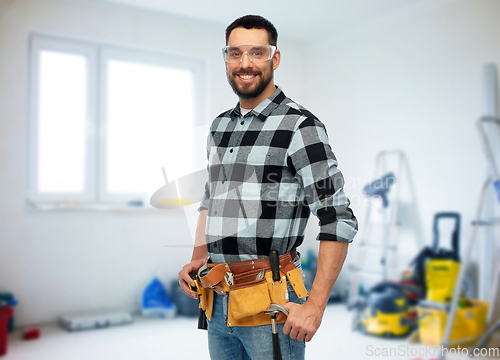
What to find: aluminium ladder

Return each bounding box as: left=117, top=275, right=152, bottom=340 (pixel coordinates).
left=438, top=116, right=500, bottom=358
left=348, top=150, right=403, bottom=304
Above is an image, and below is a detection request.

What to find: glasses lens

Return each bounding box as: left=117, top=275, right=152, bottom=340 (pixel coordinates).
left=223, top=45, right=272, bottom=63
left=248, top=46, right=270, bottom=62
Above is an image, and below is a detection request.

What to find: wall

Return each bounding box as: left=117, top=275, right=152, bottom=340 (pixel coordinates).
left=304, top=0, right=500, bottom=293
left=0, top=0, right=307, bottom=326
left=2, top=0, right=499, bottom=326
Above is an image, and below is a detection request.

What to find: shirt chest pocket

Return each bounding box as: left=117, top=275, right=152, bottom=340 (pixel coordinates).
left=247, top=147, right=286, bottom=167
left=248, top=147, right=291, bottom=201
left=246, top=147, right=268, bottom=166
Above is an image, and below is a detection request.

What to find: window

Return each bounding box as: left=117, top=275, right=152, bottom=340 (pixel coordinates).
left=27, top=35, right=206, bottom=208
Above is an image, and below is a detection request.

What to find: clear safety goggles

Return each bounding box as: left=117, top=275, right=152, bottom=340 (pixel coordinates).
left=222, top=44, right=277, bottom=63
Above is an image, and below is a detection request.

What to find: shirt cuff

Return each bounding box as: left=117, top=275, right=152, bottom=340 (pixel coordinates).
left=198, top=195, right=209, bottom=212
left=316, top=220, right=357, bottom=243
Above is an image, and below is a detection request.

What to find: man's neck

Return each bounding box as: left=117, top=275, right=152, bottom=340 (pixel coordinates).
left=239, top=82, right=276, bottom=110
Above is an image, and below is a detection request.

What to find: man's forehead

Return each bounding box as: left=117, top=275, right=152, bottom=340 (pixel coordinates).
left=227, top=28, right=269, bottom=46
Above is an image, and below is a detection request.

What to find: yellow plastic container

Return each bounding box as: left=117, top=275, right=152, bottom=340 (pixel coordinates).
left=418, top=299, right=489, bottom=347
left=425, top=259, right=460, bottom=303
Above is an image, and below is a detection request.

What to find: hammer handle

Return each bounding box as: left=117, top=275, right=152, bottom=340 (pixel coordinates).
left=269, top=250, right=280, bottom=282
left=270, top=313, right=282, bottom=360
left=272, top=332, right=282, bottom=360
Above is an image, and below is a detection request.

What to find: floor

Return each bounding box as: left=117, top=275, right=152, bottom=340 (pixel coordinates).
left=5, top=304, right=499, bottom=360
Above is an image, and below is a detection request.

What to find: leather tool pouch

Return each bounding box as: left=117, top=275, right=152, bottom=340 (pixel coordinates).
left=229, top=279, right=270, bottom=320
left=227, top=268, right=290, bottom=327
left=200, top=253, right=309, bottom=327
left=285, top=268, right=309, bottom=299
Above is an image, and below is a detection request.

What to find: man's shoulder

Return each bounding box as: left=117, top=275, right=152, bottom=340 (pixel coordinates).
left=275, top=96, right=326, bottom=131
left=215, top=108, right=233, bottom=120
left=280, top=97, right=318, bottom=119
left=208, top=108, right=233, bottom=131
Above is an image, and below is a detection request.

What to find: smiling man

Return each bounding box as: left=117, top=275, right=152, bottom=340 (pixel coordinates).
left=178, top=15, right=358, bottom=360
left=224, top=36, right=277, bottom=106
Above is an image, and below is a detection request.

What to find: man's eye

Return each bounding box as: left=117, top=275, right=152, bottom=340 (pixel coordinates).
left=252, top=52, right=263, bottom=56
left=230, top=52, right=241, bottom=57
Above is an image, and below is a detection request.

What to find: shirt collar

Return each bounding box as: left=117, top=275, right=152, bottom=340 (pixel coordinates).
left=230, top=86, right=286, bottom=122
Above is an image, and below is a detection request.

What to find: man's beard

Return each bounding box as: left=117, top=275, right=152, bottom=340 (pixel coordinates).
left=227, top=63, right=273, bottom=100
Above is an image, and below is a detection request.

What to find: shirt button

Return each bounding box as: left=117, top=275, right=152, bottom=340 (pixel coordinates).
left=230, top=149, right=233, bottom=153
left=240, top=121, right=244, bottom=125
left=214, top=210, right=218, bottom=215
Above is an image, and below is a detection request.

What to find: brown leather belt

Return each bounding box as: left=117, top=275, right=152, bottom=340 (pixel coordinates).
left=199, top=249, right=298, bottom=295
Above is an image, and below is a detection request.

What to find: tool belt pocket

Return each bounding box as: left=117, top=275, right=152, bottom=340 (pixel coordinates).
left=229, top=278, right=271, bottom=320
left=285, top=268, right=309, bottom=299
left=198, top=285, right=209, bottom=312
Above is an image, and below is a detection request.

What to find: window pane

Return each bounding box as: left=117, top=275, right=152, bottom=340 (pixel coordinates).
left=37, top=51, right=87, bottom=193
left=106, top=60, right=194, bottom=195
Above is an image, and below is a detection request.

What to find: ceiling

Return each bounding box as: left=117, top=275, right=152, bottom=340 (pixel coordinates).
left=103, top=0, right=453, bottom=42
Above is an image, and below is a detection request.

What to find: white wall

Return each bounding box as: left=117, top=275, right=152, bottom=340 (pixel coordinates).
left=304, top=0, right=500, bottom=292
left=0, top=0, right=307, bottom=326
left=2, top=0, right=499, bottom=327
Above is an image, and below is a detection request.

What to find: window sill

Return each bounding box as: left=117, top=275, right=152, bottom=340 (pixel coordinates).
left=25, top=201, right=187, bottom=213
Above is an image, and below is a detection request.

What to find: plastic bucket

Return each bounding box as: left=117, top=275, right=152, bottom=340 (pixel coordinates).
left=418, top=299, right=488, bottom=347
left=0, top=305, right=13, bottom=356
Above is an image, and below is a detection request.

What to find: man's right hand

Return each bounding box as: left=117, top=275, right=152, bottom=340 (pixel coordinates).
left=178, top=257, right=207, bottom=299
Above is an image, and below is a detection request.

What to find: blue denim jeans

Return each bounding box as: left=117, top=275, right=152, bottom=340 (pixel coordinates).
left=207, top=281, right=306, bottom=360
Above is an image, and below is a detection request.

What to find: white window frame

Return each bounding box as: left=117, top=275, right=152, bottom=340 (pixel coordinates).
left=27, top=35, right=98, bottom=204
left=27, top=34, right=206, bottom=208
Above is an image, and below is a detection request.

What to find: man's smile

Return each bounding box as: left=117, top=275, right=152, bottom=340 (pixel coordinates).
left=238, top=74, right=257, bottom=81
left=235, top=72, right=260, bottom=83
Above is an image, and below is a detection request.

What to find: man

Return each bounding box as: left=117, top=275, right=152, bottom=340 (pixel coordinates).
left=178, top=15, right=357, bottom=359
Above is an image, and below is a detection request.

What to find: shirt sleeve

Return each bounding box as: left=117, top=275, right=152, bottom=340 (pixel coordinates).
left=287, top=116, right=358, bottom=242
left=198, top=180, right=210, bottom=212
left=198, top=132, right=211, bottom=212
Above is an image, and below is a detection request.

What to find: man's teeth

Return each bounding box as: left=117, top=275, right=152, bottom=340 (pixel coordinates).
left=239, top=75, right=255, bottom=79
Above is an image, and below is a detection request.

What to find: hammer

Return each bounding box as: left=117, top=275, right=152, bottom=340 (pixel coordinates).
left=266, top=250, right=289, bottom=360
left=264, top=303, right=289, bottom=360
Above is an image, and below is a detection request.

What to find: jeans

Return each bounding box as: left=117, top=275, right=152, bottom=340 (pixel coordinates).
left=207, top=281, right=306, bottom=360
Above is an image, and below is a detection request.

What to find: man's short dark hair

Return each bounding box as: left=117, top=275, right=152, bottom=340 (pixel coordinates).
left=225, top=15, right=278, bottom=46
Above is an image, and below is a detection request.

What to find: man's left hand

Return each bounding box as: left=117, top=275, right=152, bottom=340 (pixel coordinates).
left=280, top=301, right=324, bottom=342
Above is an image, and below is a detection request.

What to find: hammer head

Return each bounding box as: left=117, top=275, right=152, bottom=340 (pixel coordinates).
left=264, top=303, right=289, bottom=317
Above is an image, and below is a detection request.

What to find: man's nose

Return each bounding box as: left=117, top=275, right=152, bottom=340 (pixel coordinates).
left=240, top=52, right=253, bottom=68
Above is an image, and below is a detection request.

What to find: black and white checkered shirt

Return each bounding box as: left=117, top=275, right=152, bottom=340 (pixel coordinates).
left=199, top=87, right=357, bottom=263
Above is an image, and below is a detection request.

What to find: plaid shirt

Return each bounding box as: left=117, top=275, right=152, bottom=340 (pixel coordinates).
left=199, top=87, right=357, bottom=263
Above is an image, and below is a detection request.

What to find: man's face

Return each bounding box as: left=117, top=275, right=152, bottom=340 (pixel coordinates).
left=225, top=28, right=278, bottom=100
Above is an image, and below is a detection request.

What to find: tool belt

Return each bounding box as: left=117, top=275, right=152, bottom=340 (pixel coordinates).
left=196, top=250, right=309, bottom=327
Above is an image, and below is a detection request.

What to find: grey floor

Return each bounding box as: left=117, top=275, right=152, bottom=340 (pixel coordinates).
left=5, top=304, right=499, bottom=360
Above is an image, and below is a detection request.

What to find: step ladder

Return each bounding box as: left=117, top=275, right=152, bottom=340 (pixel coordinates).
left=439, top=64, right=500, bottom=358
left=348, top=150, right=404, bottom=303
left=440, top=115, right=500, bottom=358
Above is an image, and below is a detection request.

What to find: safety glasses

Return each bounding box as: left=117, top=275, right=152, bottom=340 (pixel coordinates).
left=222, top=44, right=276, bottom=63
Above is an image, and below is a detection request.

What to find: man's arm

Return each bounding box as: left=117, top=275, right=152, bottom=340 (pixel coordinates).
left=282, top=240, right=348, bottom=342
left=191, top=209, right=208, bottom=261
left=178, top=209, right=208, bottom=299
left=282, top=115, right=357, bottom=341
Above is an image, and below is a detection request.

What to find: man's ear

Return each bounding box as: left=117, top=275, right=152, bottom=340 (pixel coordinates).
left=272, top=49, right=281, bottom=70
